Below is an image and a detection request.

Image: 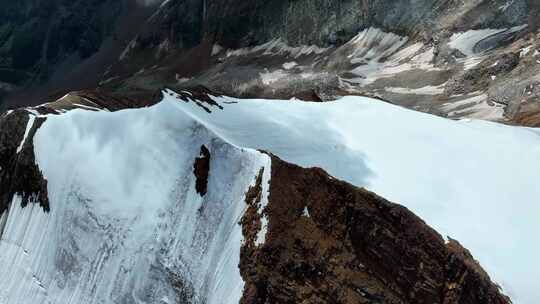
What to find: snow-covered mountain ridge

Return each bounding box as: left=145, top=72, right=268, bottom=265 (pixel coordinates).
left=1, top=90, right=537, bottom=303
left=167, top=90, right=540, bottom=304
left=1, top=1, right=539, bottom=303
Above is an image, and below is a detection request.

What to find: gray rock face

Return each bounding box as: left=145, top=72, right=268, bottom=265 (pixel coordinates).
left=528, top=0, right=540, bottom=31
left=445, top=52, right=520, bottom=96
left=0, top=111, right=48, bottom=214
left=0, top=0, right=121, bottom=81
left=0, top=0, right=157, bottom=107
left=144, top=0, right=528, bottom=49
left=0, top=0, right=530, bottom=99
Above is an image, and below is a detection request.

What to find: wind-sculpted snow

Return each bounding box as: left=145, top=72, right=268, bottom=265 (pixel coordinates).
left=0, top=100, right=271, bottom=304
left=169, top=90, right=540, bottom=304
left=0, top=90, right=538, bottom=303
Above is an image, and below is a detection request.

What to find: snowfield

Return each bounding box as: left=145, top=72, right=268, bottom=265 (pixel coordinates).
left=0, top=100, right=271, bottom=304
left=1, top=91, right=539, bottom=303
left=171, top=91, right=540, bottom=304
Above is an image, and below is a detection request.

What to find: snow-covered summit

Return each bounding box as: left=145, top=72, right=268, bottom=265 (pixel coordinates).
left=0, top=90, right=536, bottom=303
left=166, top=90, right=540, bottom=304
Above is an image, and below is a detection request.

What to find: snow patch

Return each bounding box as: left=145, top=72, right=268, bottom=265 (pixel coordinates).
left=16, top=115, right=35, bottom=154
left=259, top=69, right=288, bottom=85
left=72, top=104, right=102, bottom=112
left=520, top=46, right=532, bottom=57
left=175, top=74, right=192, bottom=84
left=385, top=84, right=445, bottom=95
left=302, top=207, right=310, bottom=218
left=226, top=38, right=328, bottom=59
left=119, top=38, right=138, bottom=61
left=448, top=29, right=508, bottom=56
left=443, top=94, right=504, bottom=120
left=499, top=0, right=514, bottom=11
left=282, top=61, right=298, bottom=70
left=448, top=25, right=527, bottom=56
left=344, top=29, right=439, bottom=85
left=347, top=28, right=408, bottom=65
left=255, top=159, right=272, bottom=246
left=159, top=0, right=171, bottom=7
left=212, top=44, right=223, bottom=56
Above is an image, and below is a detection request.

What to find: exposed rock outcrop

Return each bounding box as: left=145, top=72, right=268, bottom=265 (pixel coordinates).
left=0, top=111, right=48, bottom=214
left=240, top=153, right=510, bottom=304
left=193, top=145, right=211, bottom=196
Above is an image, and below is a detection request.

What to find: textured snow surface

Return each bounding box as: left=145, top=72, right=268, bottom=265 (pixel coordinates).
left=169, top=91, right=540, bottom=304
left=0, top=100, right=272, bottom=304
left=2, top=91, right=539, bottom=303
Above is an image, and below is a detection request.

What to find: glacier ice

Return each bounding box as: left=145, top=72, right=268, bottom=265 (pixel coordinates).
left=0, top=100, right=271, bottom=304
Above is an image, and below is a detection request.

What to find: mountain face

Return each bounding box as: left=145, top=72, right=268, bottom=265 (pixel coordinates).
left=241, top=155, right=508, bottom=304
left=1, top=1, right=539, bottom=304
left=114, top=0, right=539, bottom=125
left=0, top=91, right=519, bottom=304
left=3, top=0, right=539, bottom=125
left=141, top=0, right=527, bottom=48
left=0, top=0, right=119, bottom=87
left=0, top=0, right=154, bottom=104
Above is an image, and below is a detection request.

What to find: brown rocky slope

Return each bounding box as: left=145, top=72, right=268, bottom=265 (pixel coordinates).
left=241, top=153, right=510, bottom=304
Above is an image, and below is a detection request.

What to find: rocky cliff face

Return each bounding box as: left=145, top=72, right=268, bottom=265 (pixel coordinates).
left=0, top=110, right=48, bottom=214
left=24, top=0, right=535, bottom=126
left=0, top=0, right=155, bottom=105
left=0, top=0, right=120, bottom=83
left=135, top=0, right=526, bottom=49
left=2, top=0, right=537, bottom=115
left=241, top=154, right=509, bottom=304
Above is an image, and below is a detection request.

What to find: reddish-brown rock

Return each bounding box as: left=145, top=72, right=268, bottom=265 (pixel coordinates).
left=240, top=154, right=510, bottom=304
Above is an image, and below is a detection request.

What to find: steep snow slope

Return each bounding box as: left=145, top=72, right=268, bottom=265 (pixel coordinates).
left=1, top=91, right=537, bottom=303
left=0, top=100, right=271, bottom=304
left=170, top=91, right=540, bottom=304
